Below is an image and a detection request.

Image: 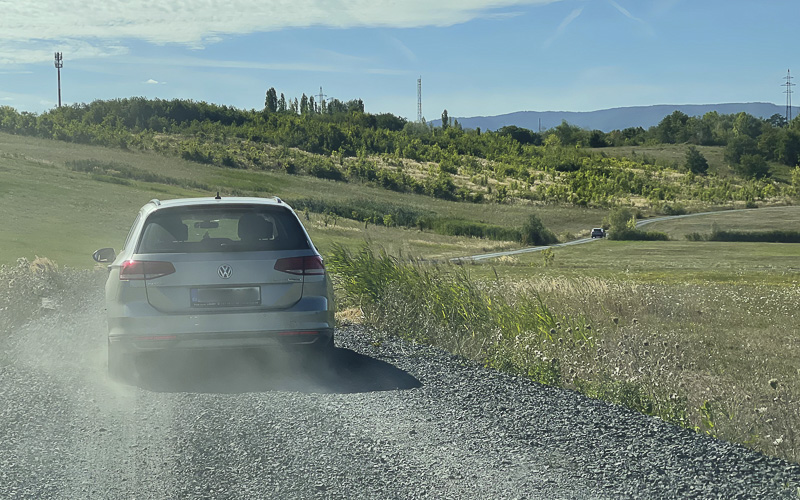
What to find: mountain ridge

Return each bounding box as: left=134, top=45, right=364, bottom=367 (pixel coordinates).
left=433, top=102, right=799, bottom=133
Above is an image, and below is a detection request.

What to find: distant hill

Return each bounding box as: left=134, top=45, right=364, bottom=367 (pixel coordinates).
left=433, top=103, right=799, bottom=133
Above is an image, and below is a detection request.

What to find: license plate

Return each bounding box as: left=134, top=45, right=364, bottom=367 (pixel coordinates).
left=191, top=287, right=261, bottom=307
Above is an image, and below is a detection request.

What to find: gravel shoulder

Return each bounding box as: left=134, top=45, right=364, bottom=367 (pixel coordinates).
left=2, top=284, right=799, bottom=499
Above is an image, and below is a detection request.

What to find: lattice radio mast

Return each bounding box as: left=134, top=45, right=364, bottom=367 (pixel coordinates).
left=54, top=52, right=63, bottom=108
left=417, top=77, right=423, bottom=123
left=316, top=86, right=327, bottom=111
left=784, top=69, right=795, bottom=122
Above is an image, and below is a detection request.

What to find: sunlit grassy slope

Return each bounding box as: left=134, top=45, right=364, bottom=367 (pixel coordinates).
left=642, top=206, right=800, bottom=238
left=0, top=132, right=606, bottom=268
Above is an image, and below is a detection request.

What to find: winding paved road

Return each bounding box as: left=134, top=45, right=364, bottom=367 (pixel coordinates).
left=451, top=207, right=767, bottom=262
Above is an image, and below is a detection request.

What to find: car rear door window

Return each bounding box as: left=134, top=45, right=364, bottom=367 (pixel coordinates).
left=137, top=205, right=311, bottom=253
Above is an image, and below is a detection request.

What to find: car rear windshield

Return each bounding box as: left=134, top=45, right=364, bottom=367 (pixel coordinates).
left=136, top=205, right=311, bottom=253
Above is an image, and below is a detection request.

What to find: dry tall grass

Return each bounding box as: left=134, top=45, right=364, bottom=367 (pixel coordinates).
left=329, top=244, right=800, bottom=463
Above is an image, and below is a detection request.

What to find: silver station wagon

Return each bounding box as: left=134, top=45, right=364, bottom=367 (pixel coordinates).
left=93, top=195, right=335, bottom=380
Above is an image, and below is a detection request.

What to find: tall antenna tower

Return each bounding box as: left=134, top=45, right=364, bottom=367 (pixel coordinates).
left=417, top=77, right=423, bottom=123
left=54, top=52, right=63, bottom=108
left=784, top=69, right=795, bottom=123
left=316, top=86, right=328, bottom=113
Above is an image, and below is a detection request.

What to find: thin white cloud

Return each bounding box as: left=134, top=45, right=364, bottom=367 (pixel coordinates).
left=126, top=55, right=342, bottom=73
left=0, top=39, right=128, bottom=65
left=544, top=7, right=583, bottom=47
left=145, top=79, right=160, bottom=84
left=608, top=0, right=655, bottom=36
left=1, top=97, right=14, bottom=101
left=129, top=54, right=405, bottom=76
left=482, top=11, right=526, bottom=20
left=0, top=0, right=563, bottom=64
left=388, top=37, right=417, bottom=62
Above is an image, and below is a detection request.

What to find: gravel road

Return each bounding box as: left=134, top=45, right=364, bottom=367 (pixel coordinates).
left=2, top=284, right=800, bottom=499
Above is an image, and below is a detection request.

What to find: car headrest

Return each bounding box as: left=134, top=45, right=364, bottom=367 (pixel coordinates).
left=238, top=213, right=273, bottom=240
left=157, top=217, right=188, bottom=242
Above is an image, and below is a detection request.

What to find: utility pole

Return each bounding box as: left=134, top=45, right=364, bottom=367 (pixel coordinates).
left=417, top=77, right=423, bottom=123
left=54, top=52, right=63, bottom=108
left=784, top=69, right=795, bottom=123
left=316, top=86, right=327, bottom=113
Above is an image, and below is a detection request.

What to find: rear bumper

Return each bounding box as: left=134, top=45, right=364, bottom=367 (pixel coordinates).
left=109, top=328, right=334, bottom=353
left=107, top=296, right=334, bottom=353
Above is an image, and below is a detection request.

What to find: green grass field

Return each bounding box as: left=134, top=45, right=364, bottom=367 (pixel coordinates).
left=641, top=206, right=800, bottom=239
left=485, top=239, right=800, bottom=285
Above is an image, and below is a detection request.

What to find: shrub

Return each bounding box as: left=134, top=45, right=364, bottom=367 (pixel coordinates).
left=684, top=146, right=709, bottom=175
left=609, top=229, right=669, bottom=241
left=660, top=203, right=687, bottom=216
left=708, top=230, right=800, bottom=243
left=684, top=232, right=707, bottom=241
left=309, top=161, right=345, bottom=181
left=735, top=154, right=770, bottom=179
left=520, top=214, right=558, bottom=246
left=606, top=206, right=637, bottom=233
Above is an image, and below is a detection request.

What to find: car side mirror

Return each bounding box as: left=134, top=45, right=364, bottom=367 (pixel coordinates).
left=92, top=247, right=116, bottom=263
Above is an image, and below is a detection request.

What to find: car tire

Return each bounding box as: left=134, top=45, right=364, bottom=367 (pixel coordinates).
left=108, top=341, right=135, bottom=382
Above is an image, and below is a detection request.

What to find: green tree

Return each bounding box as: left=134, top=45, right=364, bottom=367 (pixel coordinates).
left=767, top=113, right=787, bottom=128
left=588, top=130, right=608, bottom=148
left=441, top=109, right=449, bottom=129
left=607, top=206, right=636, bottom=233
left=724, top=135, right=759, bottom=165
left=300, top=94, right=309, bottom=115
left=264, top=87, right=278, bottom=113
left=656, top=111, right=690, bottom=143
left=497, top=125, right=541, bottom=145
left=732, top=112, right=762, bottom=138
left=521, top=214, right=558, bottom=246
left=278, top=93, right=287, bottom=113
left=684, top=145, right=709, bottom=174
left=776, top=130, right=800, bottom=166
left=736, top=154, right=770, bottom=179
left=551, top=120, right=584, bottom=146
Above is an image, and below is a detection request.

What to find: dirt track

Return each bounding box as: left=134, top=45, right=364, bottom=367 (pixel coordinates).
left=2, top=282, right=800, bottom=499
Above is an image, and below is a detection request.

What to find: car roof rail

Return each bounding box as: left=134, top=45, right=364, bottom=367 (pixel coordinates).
left=147, top=198, right=161, bottom=207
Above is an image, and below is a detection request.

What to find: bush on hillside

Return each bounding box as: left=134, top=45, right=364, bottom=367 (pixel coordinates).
left=520, top=214, right=558, bottom=246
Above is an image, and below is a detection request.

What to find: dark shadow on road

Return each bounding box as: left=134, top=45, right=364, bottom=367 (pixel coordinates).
left=129, top=347, right=422, bottom=394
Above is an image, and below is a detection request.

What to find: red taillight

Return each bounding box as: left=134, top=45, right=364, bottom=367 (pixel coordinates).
left=274, top=255, right=325, bottom=276
left=119, top=260, right=176, bottom=280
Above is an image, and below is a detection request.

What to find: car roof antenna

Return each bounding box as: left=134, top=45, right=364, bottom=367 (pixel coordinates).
left=215, top=191, right=221, bottom=200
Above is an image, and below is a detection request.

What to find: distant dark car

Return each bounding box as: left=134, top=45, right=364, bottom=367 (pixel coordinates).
left=591, top=228, right=606, bottom=238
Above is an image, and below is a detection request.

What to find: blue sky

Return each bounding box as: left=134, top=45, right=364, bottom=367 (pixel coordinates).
left=0, top=0, right=797, bottom=121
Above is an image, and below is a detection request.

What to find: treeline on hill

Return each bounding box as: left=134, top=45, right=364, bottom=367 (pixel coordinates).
left=1, top=94, right=799, bottom=213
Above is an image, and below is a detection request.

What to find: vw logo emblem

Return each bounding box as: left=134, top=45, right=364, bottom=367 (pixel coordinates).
left=218, top=264, right=232, bottom=279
